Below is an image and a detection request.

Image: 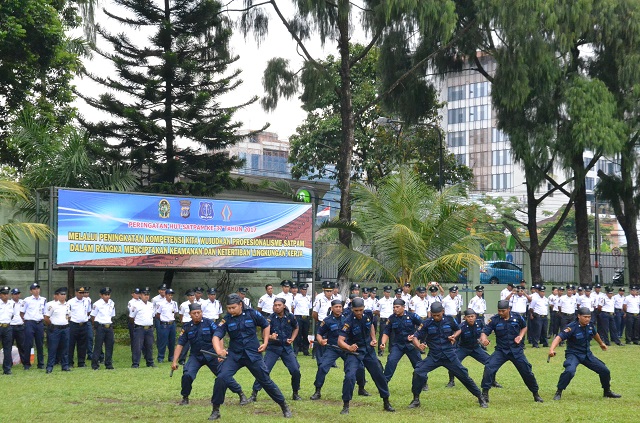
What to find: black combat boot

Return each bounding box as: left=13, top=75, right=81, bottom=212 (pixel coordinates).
left=238, top=392, right=250, bottom=406
left=482, top=389, right=489, bottom=403
left=208, top=405, right=220, bottom=420
left=422, top=382, right=429, bottom=391
left=478, top=395, right=488, bottom=408
left=280, top=402, right=293, bottom=418
left=446, top=376, right=455, bottom=388
left=383, top=398, right=395, bottom=412
left=358, top=386, right=370, bottom=396
left=533, top=392, right=544, bottom=403
left=553, top=390, right=562, bottom=401
left=340, top=401, right=349, bottom=414
left=491, top=381, right=503, bottom=388
left=310, top=387, right=321, bottom=400
left=248, top=390, right=258, bottom=402
left=179, top=397, right=189, bottom=405
left=408, top=395, right=420, bottom=409
left=603, top=390, right=621, bottom=398
left=292, top=391, right=301, bottom=401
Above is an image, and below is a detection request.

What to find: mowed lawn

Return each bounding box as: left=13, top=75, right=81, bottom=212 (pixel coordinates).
left=2, top=337, right=639, bottom=422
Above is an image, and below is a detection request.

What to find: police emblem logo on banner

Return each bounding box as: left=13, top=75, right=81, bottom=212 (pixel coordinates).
left=199, top=202, right=214, bottom=220
left=180, top=200, right=191, bottom=218
left=158, top=199, right=170, bottom=218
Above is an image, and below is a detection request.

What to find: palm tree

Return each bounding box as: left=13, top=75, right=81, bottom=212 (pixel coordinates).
left=0, top=180, right=50, bottom=258
left=322, top=166, right=498, bottom=286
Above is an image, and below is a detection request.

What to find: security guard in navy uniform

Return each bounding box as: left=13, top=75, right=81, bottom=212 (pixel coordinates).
left=310, top=299, right=369, bottom=400
left=408, top=302, right=487, bottom=409
left=479, top=300, right=543, bottom=403
left=548, top=307, right=621, bottom=400
left=446, top=308, right=502, bottom=388
left=379, top=299, right=423, bottom=383
left=337, top=298, right=395, bottom=415
left=249, top=298, right=302, bottom=402
left=210, top=294, right=292, bottom=420
left=171, top=303, right=248, bottom=406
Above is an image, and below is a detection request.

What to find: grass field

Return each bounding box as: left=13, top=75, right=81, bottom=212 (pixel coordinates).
left=2, top=335, right=638, bottom=423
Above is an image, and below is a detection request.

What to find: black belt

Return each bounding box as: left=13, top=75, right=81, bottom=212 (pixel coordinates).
left=160, top=321, right=175, bottom=325
left=604, top=312, right=614, bottom=316
left=532, top=313, right=547, bottom=318
left=477, top=313, right=484, bottom=318
left=50, top=324, right=69, bottom=329
left=135, top=325, right=153, bottom=329
left=629, top=313, right=639, bottom=317
left=615, top=308, right=623, bottom=311
left=70, top=321, right=87, bottom=326
left=25, top=320, right=43, bottom=324
left=562, top=312, right=576, bottom=316
left=295, top=315, right=309, bottom=320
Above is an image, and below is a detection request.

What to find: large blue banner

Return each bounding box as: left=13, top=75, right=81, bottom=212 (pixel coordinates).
left=55, top=189, right=313, bottom=269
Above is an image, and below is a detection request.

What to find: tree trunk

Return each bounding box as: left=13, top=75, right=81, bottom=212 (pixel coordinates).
left=573, top=155, right=593, bottom=285
left=67, top=268, right=75, bottom=297
left=162, top=270, right=175, bottom=289
left=336, top=1, right=354, bottom=251
left=526, top=182, right=544, bottom=284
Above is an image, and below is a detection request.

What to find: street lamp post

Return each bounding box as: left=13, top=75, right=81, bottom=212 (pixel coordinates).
left=375, top=117, right=445, bottom=192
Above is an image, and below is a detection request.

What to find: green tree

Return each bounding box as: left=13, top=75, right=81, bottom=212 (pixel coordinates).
left=79, top=0, right=252, bottom=195
left=439, top=1, right=625, bottom=284
left=288, top=46, right=472, bottom=188
left=242, top=0, right=458, bottom=250
left=321, top=166, right=496, bottom=286
left=0, top=0, right=83, bottom=156
left=0, top=180, right=50, bottom=258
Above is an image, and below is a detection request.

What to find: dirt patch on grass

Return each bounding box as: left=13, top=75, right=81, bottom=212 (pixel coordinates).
left=95, top=398, right=123, bottom=404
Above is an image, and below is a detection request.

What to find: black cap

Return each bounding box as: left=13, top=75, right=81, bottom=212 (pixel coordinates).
left=605, top=287, right=614, bottom=293
left=194, top=286, right=204, bottom=293
left=566, top=284, right=576, bottom=290
left=140, top=287, right=150, bottom=294
left=383, top=285, right=393, bottom=292
left=577, top=307, right=592, bottom=315
left=322, top=281, right=333, bottom=290
left=394, top=288, right=402, bottom=295
left=331, top=299, right=342, bottom=306
left=393, top=299, right=405, bottom=306
left=290, top=282, right=298, bottom=289
left=280, top=280, right=291, bottom=287
left=158, top=283, right=168, bottom=290
left=619, top=287, right=626, bottom=292
left=29, top=283, right=40, bottom=290
left=76, top=286, right=88, bottom=293
left=577, top=286, right=583, bottom=292
left=350, top=283, right=361, bottom=290
left=369, top=287, right=377, bottom=293
left=497, top=300, right=510, bottom=310
left=10, top=288, right=20, bottom=295
left=299, top=284, right=308, bottom=290
left=584, top=285, right=592, bottom=291
left=632, top=285, right=640, bottom=290
left=165, top=288, right=175, bottom=295
left=538, top=285, right=546, bottom=291
left=133, top=288, right=141, bottom=294
left=189, top=303, right=202, bottom=311
left=594, top=283, right=602, bottom=288
left=463, top=308, right=477, bottom=316
left=474, top=285, right=484, bottom=291
left=351, top=298, right=365, bottom=308
left=507, top=283, right=514, bottom=288
left=429, top=286, right=438, bottom=292
left=207, top=287, right=217, bottom=295
left=227, top=293, right=242, bottom=304
left=100, top=287, right=112, bottom=294
left=449, top=286, right=458, bottom=292
left=0, top=286, right=10, bottom=294
left=362, top=287, right=370, bottom=294
left=558, top=286, right=565, bottom=291
left=416, top=286, right=426, bottom=293
left=185, top=290, right=195, bottom=296
left=237, top=287, right=249, bottom=294
left=430, top=302, right=444, bottom=313
left=54, top=287, right=67, bottom=295
left=403, top=282, right=411, bottom=287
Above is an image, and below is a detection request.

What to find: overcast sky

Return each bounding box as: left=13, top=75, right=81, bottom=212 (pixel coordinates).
left=73, top=1, right=369, bottom=141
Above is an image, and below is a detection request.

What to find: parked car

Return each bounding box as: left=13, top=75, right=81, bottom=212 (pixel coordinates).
left=458, top=261, right=523, bottom=285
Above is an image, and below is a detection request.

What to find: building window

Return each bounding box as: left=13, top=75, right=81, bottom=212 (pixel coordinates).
left=447, top=131, right=466, bottom=147
left=585, top=177, right=595, bottom=191
left=448, top=85, right=466, bottom=101
left=455, top=154, right=466, bottom=165
left=492, top=150, right=511, bottom=166
left=448, top=107, right=466, bottom=124
left=583, top=157, right=592, bottom=169
left=492, top=173, right=512, bottom=190
left=469, top=105, right=489, bottom=122
left=492, top=128, right=509, bottom=143
left=469, top=82, right=490, bottom=98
